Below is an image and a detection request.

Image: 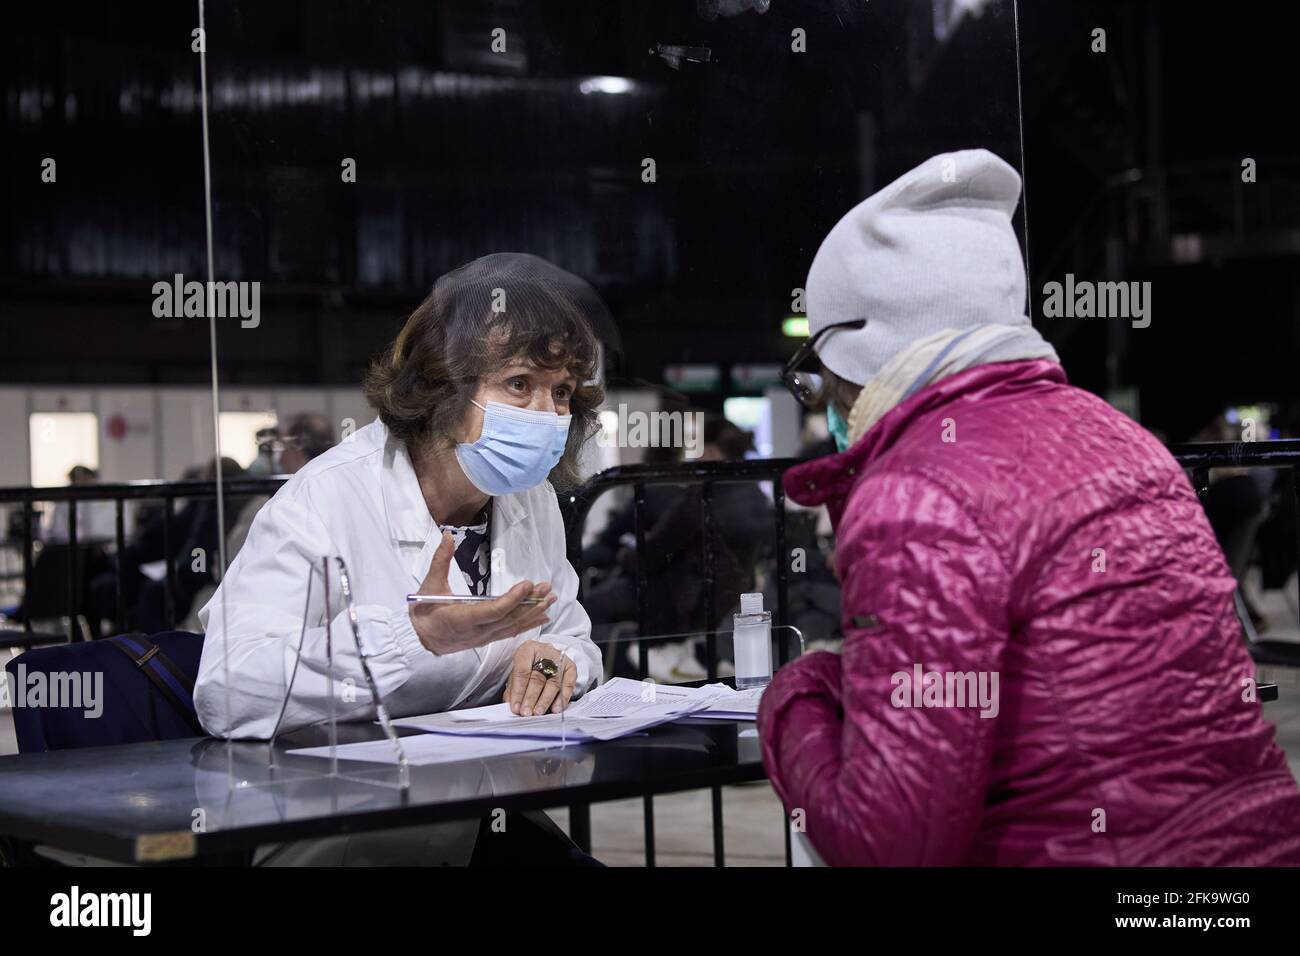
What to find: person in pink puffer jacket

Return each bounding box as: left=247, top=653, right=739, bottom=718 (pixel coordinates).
left=760, top=149, right=1300, bottom=866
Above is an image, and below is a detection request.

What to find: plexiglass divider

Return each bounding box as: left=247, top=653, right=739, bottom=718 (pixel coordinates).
left=191, top=0, right=1024, bottom=798
left=195, top=0, right=236, bottom=793
left=260, top=556, right=412, bottom=792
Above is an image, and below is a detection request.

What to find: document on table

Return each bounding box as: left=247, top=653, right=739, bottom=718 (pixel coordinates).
left=287, top=732, right=561, bottom=766
left=688, top=685, right=766, bottom=720
left=287, top=679, right=765, bottom=763
left=391, top=677, right=723, bottom=742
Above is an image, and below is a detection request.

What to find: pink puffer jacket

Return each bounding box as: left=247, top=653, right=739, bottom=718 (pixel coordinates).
left=759, top=359, right=1300, bottom=865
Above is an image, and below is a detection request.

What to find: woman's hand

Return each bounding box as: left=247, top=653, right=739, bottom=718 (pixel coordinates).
left=503, top=640, right=578, bottom=715
left=409, top=531, right=557, bottom=655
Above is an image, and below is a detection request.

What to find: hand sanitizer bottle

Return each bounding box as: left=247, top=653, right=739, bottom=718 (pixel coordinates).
left=733, top=592, right=772, bottom=691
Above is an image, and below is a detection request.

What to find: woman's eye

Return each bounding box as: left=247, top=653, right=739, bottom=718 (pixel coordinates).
left=507, top=377, right=528, bottom=393
left=555, top=387, right=572, bottom=402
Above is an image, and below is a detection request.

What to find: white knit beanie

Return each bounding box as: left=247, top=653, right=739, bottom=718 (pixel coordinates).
left=807, top=149, right=1030, bottom=387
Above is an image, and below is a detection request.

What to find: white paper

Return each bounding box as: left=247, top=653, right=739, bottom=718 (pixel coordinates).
left=445, top=702, right=516, bottom=723
left=691, top=685, right=766, bottom=720
left=287, top=732, right=563, bottom=765
left=392, top=677, right=722, bottom=742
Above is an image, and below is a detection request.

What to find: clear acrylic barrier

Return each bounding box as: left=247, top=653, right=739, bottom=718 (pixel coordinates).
left=266, top=556, right=410, bottom=789
left=193, top=0, right=1022, bottom=789
left=205, top=554, right=414, bottom=794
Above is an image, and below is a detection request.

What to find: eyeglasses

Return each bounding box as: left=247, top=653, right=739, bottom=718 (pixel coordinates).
left=780, top=318, right=867, bottom=409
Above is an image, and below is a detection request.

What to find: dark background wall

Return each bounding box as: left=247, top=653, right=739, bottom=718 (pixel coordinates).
left=3, top=0, right=1298, bottom=441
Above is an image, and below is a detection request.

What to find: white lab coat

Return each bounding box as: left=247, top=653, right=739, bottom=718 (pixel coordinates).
left=194, top=418, right=602, bottom=740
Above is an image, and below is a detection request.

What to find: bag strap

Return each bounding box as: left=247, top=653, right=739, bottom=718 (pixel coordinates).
left=107, top=633, right=205, bottom=736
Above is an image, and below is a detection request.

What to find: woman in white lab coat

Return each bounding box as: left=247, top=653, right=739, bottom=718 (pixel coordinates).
left=193, top=253, right=606, bottom=742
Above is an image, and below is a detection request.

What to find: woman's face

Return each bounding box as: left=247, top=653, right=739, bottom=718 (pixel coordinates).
left=824, top=361, right=863, bottom=418
left=454, top=358, right=578, bottom=443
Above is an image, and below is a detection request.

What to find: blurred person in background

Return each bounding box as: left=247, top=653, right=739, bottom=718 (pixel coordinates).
left=44, top=465, right=116, bottom=543
left=1255, top=403, right=1300, bottom=618
left=759, top=149, right=1300, bottom=865
left=776, top=420, right=844, bottom=650
left=1194, top=412, right=1274, bottom=633
left=133, top=457, right=249, bottom=635
left=277, top=412, right=337, bottom=474
left=246, top=426, right=281, bottom=477
left=86, top=458, right=246, bottom=636
left=581, top=415, right=772, bottom=680
left=181, top=413, right=338, bottom=631
left=581, top=437, right=684, bottom=667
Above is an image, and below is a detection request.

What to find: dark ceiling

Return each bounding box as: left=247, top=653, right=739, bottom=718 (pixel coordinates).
left=2, top=0, right=1298, bottom=441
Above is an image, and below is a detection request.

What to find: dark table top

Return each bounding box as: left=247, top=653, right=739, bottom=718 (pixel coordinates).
left=0, top=718, right=765, bottom=864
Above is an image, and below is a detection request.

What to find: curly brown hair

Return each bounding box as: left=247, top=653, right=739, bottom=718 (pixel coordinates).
left=363, top=253, right=606, bottom=490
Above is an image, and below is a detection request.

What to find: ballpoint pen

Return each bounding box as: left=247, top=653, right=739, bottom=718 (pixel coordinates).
left=406, top=594, right=547, bottom=606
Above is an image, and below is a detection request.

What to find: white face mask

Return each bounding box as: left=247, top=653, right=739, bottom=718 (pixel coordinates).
left=454, top=400, right=572, bottom=495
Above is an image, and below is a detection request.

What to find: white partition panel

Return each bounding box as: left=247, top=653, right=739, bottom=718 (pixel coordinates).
left=97, top=388, right=159, bottom=482
left=328, top=388, right=376, bottom=445
left=159, top=387, right=215, bottom=480
left=0, top=389, right=31, bottom=487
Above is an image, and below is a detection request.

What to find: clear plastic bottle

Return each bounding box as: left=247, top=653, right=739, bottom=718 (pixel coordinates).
left=732, top=592, right=772, bottom=691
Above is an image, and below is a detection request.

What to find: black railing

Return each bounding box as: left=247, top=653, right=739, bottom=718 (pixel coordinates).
left=1168, top=439, right=1300, bottom=637
left=0, top=477, right=287, bottom=642
left=564, top=458, right=799, bottom=673
left=562, top=457, right=800, bottom=867
left=1, top=443, right=1293, bottom=659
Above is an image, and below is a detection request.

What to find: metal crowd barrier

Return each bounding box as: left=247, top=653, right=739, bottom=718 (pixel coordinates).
left=0, top=476, right=287, bottom=643
left=8, top=442, right=1294, bottom=644
left=1168, top=439, right=1300, bottom=640
left=564, top=458, right=799, bottom=670
left=562, top=457, right=800, bottom=867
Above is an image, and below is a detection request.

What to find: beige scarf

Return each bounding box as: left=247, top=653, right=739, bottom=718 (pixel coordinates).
left=846, top=325, right=1059, bottom=446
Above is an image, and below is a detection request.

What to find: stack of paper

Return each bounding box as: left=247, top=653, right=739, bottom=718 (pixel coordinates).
left=288, top=732, right=560, bottom=766
left=287, top=678, right=768, bottom=765
left=391, top=678, right=721, bottom=742
left=689, top=685, right=766, bottom=720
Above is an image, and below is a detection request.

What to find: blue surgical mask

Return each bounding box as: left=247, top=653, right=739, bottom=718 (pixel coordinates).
left=826, top=403, right=851, bottom=453
left=455, top=400, right=571, bottom=495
